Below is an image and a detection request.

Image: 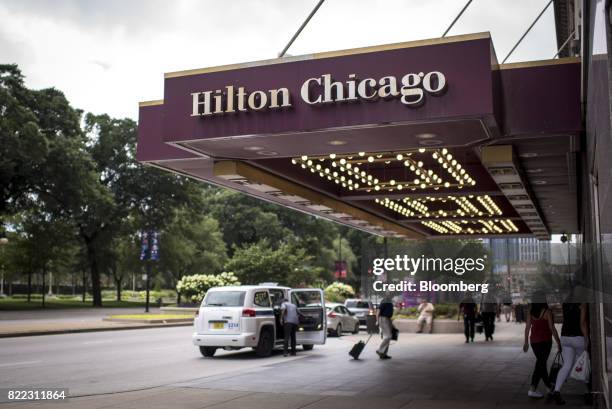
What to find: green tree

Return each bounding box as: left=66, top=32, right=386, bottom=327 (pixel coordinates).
left=0, top=65, right=51, bottom=216
left=225, top=239, right=314, bottom=287
left=158, top=209, right=227, bottom=303
left=203, top=190, right=289, bottom=254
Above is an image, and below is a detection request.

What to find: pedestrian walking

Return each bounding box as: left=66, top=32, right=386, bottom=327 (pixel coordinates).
left=481, top=294, right=497, bottom=341
left=281, top=297, right=300, bottom=357
left=502, top=298, right=513, bottom=322
left=459, top=293, right=477, bottom=343
left=523, top=298, right=561, bottom=399
left=551, top=298, right=589, bottom=405
left=376, top=295, right=394, bottom=359
left=416, top=298, right=434, bottom=333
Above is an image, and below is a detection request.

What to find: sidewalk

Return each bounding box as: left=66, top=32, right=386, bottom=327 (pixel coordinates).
left=0, top=322, right=592, bottom=409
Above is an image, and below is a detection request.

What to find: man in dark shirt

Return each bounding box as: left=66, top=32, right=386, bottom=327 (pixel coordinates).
left=459, top=293, right=477, bottom=343
left=376, top=296, right=394, bottom=359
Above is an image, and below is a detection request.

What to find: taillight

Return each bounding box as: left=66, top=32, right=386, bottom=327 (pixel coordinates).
left=328, top=312, right=336, bottom=318
left=368, top=309, right=374, bottom=315
left=242, top=308, right=256, bottom=317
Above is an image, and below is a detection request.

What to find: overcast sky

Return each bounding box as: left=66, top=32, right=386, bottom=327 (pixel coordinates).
left=0, top=0, right=557, bottom=120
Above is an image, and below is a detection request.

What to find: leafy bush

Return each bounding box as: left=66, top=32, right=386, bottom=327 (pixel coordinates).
left=324, top=282, right=355, bottom=303
left=176, top=272, right=240, bottom=304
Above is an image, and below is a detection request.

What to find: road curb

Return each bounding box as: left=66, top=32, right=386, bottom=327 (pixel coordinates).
left=0, top=322, right=192, bottom=339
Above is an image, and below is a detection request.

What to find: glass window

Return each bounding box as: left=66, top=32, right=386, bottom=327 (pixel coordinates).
left=254, top=291, right=271, bottom=307
left=202, top=291, right=245, bottom=307
left=291, top=290, right=322, bottom=307
left=269, top=289, right=285, bottom=306
left=334, top=306, right=342, bottom=313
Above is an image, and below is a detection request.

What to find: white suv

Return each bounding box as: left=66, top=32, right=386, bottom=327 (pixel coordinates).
left=192, top=285, right=326, bottom=357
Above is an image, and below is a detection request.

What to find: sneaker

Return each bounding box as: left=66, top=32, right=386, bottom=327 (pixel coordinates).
left=551, top=391, right=565, bottom=405
left=490, top=335, right=493, bottom=341
left=382, top=354, right=392, bottom=359
left=465, top=339, right=469, bottom=343
left=528, top=390, right=544, bottom=399
left=376, top=351, right=384, bottom=359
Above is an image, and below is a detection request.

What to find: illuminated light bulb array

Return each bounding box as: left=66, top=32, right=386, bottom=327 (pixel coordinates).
left=440, top=220, right=462, bottom=234
left=451, top=196, right=482, bottom=216
left=292, top=155, right=380, bottom=192
left=375, top=198, right=415, bottom=217
left=420, top=217, right=517, bottom=235
left=433, top=149, right=475, bottom=187
left=479, top=220, right=503, bottom=234
left=401, top=152, right=445, bottom=191
left=401, top=197, right=429, bottom=214
left=293, top=156, right=364, bottom=191
left=422, top=221, right=449, bottom=234
left=476, top=195, right=502, bottom=216
left=500, top=219, right=519, bottom=232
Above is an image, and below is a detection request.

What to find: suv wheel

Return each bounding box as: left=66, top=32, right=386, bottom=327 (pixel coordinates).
left=352, top=323, right=359, bottom=334
left=199, top=346, right=217, bottom=357
left=302, top=344, right=314, bottom=351
left=255, top=327, right=274, bottom=357
left=336, top=324, right=342, bottom=337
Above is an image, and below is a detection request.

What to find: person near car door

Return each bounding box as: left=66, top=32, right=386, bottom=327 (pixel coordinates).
left=281, top=297, right=300, bottom=357
left=376, top=295, right=394, bottom=359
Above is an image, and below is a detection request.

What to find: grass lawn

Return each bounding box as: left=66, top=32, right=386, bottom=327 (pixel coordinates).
left=0, top=298, right=166, bottom=310
left=108, top=313, right=194, bottom=320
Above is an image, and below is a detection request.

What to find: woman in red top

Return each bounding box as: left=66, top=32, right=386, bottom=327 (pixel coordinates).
left=523, top=301, right=561, bottom=399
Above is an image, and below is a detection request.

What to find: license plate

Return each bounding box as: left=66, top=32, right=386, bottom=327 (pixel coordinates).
left=212, top=322, right=225, bottom=329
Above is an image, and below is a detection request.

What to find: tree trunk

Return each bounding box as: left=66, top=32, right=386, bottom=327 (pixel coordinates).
left=41, top=267, right=46, bottom=308
left=82, top=270, right=87, bottom=303
left=27, top=271, right=32, bottom=302
left=85, top=240, right=102, bottom=307
left=115, top=279, right=122, bottom=302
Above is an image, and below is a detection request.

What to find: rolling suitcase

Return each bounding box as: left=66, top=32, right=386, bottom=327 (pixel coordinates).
left=349, top=334, right=373, bottom=360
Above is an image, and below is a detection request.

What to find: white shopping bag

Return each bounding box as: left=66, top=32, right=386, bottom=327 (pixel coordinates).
left=570, top=351, right=591, bottom=382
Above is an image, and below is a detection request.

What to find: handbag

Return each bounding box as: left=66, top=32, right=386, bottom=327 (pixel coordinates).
left=549, top=351, right=564, bottom=384
left=391, top=324, right=399, bottom=341
left=570, top=351, right=591, bottom=382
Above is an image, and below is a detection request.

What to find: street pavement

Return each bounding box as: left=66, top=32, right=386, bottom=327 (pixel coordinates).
left=0, top=308, right=165, bottom=324
left=0, top=322, right=592, bottom=408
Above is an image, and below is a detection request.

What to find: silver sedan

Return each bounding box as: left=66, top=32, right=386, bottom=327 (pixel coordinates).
left=326, top=303, right=360, bottom=336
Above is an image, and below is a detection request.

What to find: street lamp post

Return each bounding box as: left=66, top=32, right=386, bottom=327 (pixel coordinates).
left=140, top=230, right=159, bottom=313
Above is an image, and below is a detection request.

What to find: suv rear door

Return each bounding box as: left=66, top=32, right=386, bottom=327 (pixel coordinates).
left=197, top=290, right=245, bottom=334
left=289, top=289, right=326, bottom=345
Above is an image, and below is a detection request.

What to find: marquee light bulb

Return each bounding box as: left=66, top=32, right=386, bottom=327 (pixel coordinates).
left=329, top=153, right=336, bottom=159
left=396, top=154, right=403, bottom=160
left=358, top=152, right=365, bottom=156
left=301, top=155, right=308, bottom=161
left=418, top=148, right=426, bottom=153
left=368, top=156, right=374, bottom=163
